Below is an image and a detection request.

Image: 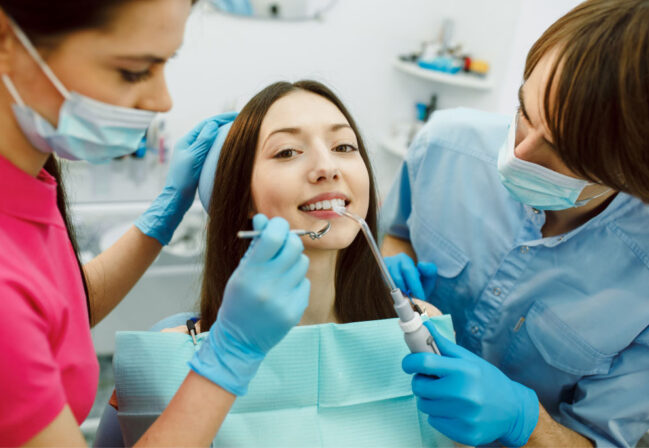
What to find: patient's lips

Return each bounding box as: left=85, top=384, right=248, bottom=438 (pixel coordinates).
left=298, top=192, right=349, bottom=219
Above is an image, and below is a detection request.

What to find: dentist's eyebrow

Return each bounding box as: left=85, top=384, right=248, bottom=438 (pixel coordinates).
left=113, top=52, right=178, bottom=64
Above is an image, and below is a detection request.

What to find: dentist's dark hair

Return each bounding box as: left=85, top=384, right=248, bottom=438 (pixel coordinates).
left=0, top=0, right=198, bottom=46
left=525, top=0, right=649, bottom=202
left=200, top=80, right=396, bottom=331
left=0, top=0, right=198, bottom=325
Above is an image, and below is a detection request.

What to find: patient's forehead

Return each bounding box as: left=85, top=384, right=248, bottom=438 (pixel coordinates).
left=258, top=90, right=352, bottom=140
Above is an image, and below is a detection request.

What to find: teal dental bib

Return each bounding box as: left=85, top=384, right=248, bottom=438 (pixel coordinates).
left=114, top=316, right=455, bottom=447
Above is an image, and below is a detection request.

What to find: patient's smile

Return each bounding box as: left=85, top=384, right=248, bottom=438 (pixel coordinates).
left=252, top=90, right=370, bottom=250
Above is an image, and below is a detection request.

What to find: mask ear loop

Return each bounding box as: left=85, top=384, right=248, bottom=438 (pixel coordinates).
left=574, top=185, right=612, bottom=207
left=1, top=74, right=25, bottom=106
left=6, top=18, right=70, bottom=100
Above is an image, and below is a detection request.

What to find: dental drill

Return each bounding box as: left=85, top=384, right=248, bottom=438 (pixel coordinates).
left=333, top=206, right=440, bottom=355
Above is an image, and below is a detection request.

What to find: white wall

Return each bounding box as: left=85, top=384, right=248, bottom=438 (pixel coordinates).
left=161, top=0, right=523, bottom=198
left=67, top=0, right=585, bottom=203
left=496, top=0, right=582, bottom=115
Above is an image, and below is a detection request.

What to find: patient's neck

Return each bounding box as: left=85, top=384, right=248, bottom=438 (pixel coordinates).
left=300, top=248, right=339, bottom=325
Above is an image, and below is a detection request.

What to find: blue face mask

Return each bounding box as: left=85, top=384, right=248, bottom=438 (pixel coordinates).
left=497, top=116, right=608, bottom=211
left=1, top=19, right=156, bottom=164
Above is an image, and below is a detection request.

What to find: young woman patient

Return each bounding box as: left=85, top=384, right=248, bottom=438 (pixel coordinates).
left=95, top=80, right=443, bottom=447
left=191, top=80, right=435, bottom=332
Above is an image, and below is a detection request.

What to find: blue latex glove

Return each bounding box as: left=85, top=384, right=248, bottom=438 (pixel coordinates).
left=189, top=215, right=310, bottom=395
left=384, top=253, right=437, bottom=300
left=403, top=320, right=539, bottom=447
left=135, top=112, right=237, bottom=245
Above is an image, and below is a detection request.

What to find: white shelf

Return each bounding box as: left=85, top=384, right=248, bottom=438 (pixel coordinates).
left=393, top=59, right=492, bottom=91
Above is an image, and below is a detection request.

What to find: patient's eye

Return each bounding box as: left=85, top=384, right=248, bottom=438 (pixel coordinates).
left=274, top=148, right=299, bottom=159
left=333, top=144, right=358, bottom=153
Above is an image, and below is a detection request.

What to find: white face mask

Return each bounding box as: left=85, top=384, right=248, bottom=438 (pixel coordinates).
left=1, top=19, right=156, bottom=164
left=497, top=116, right=609, bottom=211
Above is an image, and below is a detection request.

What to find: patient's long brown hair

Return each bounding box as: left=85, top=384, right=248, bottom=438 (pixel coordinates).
left=199, top=80, right=395, bottom=331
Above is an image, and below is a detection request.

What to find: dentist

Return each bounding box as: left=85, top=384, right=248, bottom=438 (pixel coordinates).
left=382, top=0, right=649, bottom=447
left=0, top=1, right=309, bottom=445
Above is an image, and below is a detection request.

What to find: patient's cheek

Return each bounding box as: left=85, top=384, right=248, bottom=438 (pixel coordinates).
left=251, top=173, right=286, bottom=218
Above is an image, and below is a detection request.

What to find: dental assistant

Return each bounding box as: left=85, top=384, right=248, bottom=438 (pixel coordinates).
left=0, top=1, right=310, bottom=445
left=382, top=1, right=649, bottom=447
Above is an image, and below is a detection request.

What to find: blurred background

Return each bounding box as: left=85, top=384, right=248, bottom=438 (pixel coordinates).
left=68, top=0, right=587, bottom=441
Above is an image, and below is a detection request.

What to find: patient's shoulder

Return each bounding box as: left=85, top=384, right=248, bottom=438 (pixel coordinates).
left=150, top=311, right=198, bottom=332
left=161, top=320, right=202, bottom=334
left=412, top=298, right=442, bottom=317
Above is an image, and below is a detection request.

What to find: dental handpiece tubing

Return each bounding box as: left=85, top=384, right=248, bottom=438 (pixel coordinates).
left=392, top=289, right=441, bottom=355
left=352, top=216, right=398, bottom=291
left=334, top=207, right=440, bottom=355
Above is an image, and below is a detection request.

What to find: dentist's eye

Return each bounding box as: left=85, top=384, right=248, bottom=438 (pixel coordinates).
left=274, top=149, right=299, bottom=159
left=119, top=69, right=153, bottom=83
left=333, top=144, right=358, bottom=153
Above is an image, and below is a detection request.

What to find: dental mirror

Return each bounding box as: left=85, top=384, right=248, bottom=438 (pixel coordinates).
left=237, top=221, right=331, bottom=240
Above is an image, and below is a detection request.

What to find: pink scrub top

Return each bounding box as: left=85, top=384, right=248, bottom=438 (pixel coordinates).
left=0, top=155, right=98, bottom=445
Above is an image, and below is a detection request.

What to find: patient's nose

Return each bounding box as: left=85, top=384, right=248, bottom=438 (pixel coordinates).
left=307, top=146, right=340, bottom=183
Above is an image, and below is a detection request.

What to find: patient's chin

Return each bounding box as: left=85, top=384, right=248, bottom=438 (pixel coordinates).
left=304, top=229, right=359, bottom=251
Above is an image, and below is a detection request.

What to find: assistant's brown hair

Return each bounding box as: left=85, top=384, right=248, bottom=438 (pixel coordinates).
left=524, top=0, right=649, bottom=201
left=200, top=80, right=395, bottom=331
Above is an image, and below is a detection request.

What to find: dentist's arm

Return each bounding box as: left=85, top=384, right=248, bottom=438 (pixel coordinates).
left=138, top=215, right=310, bottom=445
left=28, top=215, right=309, bottom=446
left=83, top=113, right=236, bottom=326
left=83, top=226, right=161, bottom=326
left=404, top=321, right=592, bottom=447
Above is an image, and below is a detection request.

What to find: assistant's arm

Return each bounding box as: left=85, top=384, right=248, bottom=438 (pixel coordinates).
left=405, top=321, right=649, bottom=447
left=381, top=234, right=416, bottom=259
left=526, top=405, right=593, bottom=447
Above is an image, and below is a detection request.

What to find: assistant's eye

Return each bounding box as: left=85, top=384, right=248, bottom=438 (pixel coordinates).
left=119, top=69, right=153, bottom=83
left=274, top=148, right=299, bottom=159
left=333, top=144, right=358, bottom=153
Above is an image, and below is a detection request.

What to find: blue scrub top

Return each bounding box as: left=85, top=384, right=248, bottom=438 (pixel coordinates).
left=380, top=108, right=649, bottom=447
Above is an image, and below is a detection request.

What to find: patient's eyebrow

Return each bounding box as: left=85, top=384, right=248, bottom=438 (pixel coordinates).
left=330, top=123, right=352, bottom=131
left=266, top=123, right=352, bottom=139
left=267, top=127, right=301, bottom=139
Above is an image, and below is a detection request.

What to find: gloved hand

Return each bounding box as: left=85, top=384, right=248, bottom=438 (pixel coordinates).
left=135, top=112, right=237, bottom=245
left=403, top=320, right=539, bottom=447
left=384, top=253, right=437, bottom=300
left=189, top=215, right=310, bottom=395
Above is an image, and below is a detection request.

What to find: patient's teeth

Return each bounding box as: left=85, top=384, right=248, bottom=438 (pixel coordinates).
left=300, top=198, right=347, bottom=212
